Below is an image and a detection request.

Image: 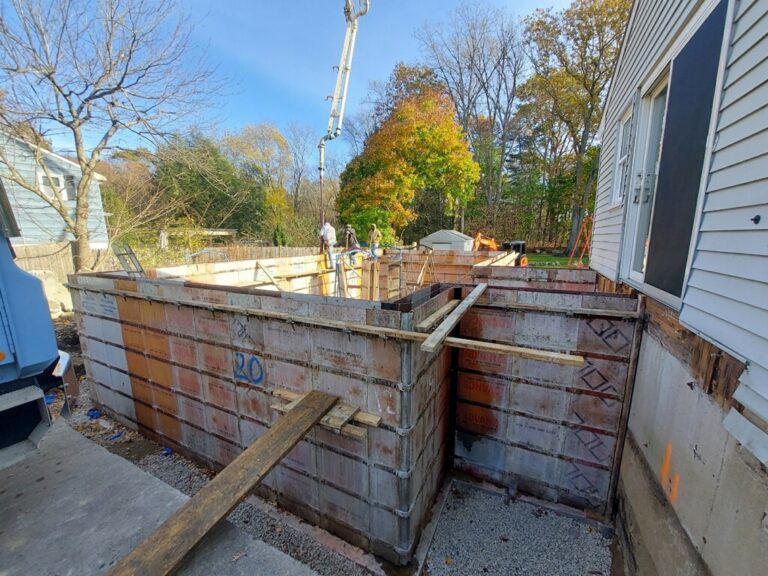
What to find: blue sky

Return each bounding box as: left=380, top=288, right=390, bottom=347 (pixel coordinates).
left=183, top=0, right=571, bottom=160
left=48, top=1, right=571, bottom=157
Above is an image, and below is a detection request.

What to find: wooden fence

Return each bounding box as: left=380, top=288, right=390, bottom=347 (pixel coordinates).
left=13, top=242, right=74, bottom=284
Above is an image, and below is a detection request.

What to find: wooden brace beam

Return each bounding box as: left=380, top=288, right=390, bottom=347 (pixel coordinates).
left=421, top=284, right=487, bottom=353
left=415, top=299, right=460, bottom=332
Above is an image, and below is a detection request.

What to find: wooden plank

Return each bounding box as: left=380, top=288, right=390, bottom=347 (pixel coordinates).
left=323, top=403, right=359, bottom=429
left=445, top=337, right=584, bottom=366
left=271, top=389, right=378, bottom=435
left=421, top=284, right=487, bottom=353
left=69, top=285, right=583, bottom=365
left=270, top=402, right=367, bottom=440
left=415, top=300, right=460, bottom=332
left=481, top=302, right=640, bottom=319
left=108, top=391, right=337, bottom=576
left=490, top=251, right=519, bottom=266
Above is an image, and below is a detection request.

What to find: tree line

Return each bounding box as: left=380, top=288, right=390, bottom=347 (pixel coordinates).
left=98, top=125, right=340, bottom=252
left=339, top=0, right=630, bottom=251
left=0, top=0, right=629, bottom=271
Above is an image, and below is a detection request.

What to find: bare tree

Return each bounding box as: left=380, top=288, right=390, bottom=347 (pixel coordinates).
left=285, top=123, right=314, bottom=211
left=97, top=152, right=185, bottom=246
left=341, top=110, right=376, bottom=158
left=0, top=0, right=215, bottom=270
left=419, top=3, right=526, bottom=226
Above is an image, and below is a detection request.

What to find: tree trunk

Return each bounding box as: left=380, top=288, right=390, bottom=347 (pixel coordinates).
left=566, top=205, right=584, bottom=255
left=72, top=230, right=93, bottom=272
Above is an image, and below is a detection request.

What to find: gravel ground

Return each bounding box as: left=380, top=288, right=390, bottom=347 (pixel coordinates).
left=136, top=452, right=371, bottom=576
left=425, top=484, right=613, bottom=576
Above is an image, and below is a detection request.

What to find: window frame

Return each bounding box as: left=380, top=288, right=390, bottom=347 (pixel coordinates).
left=37, top=171, right=68, bottom=202
left=617, top=0, right=729, bottom=311
left=612, top=108, right=634, bottom=205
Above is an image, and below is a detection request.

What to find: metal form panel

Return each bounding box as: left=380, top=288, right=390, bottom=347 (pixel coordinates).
left=454, top=286, right=641, bottom=516
left=68, top=272, right=447, bottom=566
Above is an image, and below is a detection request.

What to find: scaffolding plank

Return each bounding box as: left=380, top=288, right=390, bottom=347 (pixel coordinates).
left=108, top=391, right=337, bottom=576
left=415, top=300, right=460, bottom=332
left=421, top=284, right=487, bottom=353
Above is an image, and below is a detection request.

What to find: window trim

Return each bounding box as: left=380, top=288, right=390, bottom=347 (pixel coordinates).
left=623, top=75, right=670, bottom=289
left=37, top=170, right=68, bottom=202
left=680, top=0, right=736, bottom=307
left=612, top=108, right=634, bottom=205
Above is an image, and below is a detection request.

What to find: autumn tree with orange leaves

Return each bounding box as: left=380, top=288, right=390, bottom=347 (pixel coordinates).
left=337, top=90, right=479, bottom=244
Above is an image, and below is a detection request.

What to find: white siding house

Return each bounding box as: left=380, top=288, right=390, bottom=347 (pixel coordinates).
left=592, top=2, right=768, bottom=574
left=0, top=135, right=109, bottom=249
left=678, top=0, right=768, bottom=440
left=593, top=0, right=767, bottom=444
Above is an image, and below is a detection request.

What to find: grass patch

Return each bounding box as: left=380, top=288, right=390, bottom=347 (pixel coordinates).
left=526, top=253, right=588, bottom=268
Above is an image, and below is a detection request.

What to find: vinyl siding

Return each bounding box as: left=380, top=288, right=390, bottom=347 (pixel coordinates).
left=592, top=0, right=707, bottom=280
left=0, top=136, right=108, bottom=247
left=680, top=0, right=768, bottom=456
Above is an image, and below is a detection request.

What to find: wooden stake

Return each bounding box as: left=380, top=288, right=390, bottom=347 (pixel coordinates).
left=108, top=391, right=337, bottom=576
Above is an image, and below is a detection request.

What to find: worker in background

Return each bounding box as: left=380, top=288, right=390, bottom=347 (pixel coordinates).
left=368, top=223, right=381, bottom=261
left=343, top=223, right=359, bottom=266
left=343, top=223, right=359, bottom=251
left=320, top=222, right=336, bottom=255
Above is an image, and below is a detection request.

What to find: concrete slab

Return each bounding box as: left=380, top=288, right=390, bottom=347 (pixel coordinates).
left=0, top=420, right=317, bottom=576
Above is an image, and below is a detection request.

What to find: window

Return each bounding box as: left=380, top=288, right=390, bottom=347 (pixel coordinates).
left=621, top=0, right=727, bottom=301
left=38, top=172, right=68, bottom=201
left=64, top=174, right=76, bottom=199
left=612, top=110, right=633, bottom=204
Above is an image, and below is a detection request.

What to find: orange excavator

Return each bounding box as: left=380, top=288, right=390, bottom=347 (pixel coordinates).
left=473, top=232, right=528, bottom=266
left=472, top=232, right=501, bottom=251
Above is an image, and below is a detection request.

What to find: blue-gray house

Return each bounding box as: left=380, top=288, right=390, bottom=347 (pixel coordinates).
left=0, top=134, right=109, bottom=249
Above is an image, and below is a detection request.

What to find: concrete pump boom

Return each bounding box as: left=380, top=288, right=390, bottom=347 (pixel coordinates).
left=318, top=0, right=369, bottom=229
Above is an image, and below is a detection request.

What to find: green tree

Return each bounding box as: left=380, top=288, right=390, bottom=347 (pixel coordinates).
left=525, top=0, right=631, bottom=252
left=337, top=90, right=479, bottom=244
left=154, top=133, right=265, bottom=238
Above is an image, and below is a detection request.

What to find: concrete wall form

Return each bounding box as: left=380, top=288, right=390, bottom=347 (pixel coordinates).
left=453, top=286, right=642, bottom=516
left=150, top=253, right=363, bottom=298
left=68, top=273, right=450, bottom=565
left=68, top=261, right=645, bottom=561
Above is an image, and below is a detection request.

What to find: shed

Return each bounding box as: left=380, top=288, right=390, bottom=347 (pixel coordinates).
left=419, top=229, right=473, bottom=251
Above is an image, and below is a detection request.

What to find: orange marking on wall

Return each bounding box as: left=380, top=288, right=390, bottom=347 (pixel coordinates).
left=660, top=442, right=681, bottom=504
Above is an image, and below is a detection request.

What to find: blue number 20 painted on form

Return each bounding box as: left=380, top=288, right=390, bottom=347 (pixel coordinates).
left=233, top=352, right=264, bottom=385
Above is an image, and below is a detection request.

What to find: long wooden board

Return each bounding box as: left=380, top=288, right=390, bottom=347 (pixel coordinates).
left=445, top=337, right=584, bottom=367
left=415, top=299, right=460, bottom=332
left=69, top=284, right=584, bottom=365
left=108, top=391, right=337, bottom=576
left=421, top=284, right=487, bottom=353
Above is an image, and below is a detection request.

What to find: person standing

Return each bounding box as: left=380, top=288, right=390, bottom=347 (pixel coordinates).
left=343, top=224, right=359, bottom=251
left=368, top=223, right=382, bottom=261
left=320, top=222, right=337, bottom=254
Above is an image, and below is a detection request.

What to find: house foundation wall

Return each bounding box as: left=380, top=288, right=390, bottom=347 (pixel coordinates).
left=618, top=330, right=768, bottom=576
left=68, top=273, right=449, bottom=565
left=593, top=273, right=766, bottom=576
